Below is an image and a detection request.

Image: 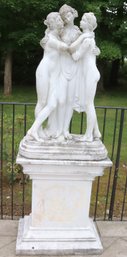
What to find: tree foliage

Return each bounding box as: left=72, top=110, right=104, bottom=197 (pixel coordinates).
left=83, top=0, right=127, bottom=60
left=0, top=0, right=127, bottom=92
left=0, top=0, right=83, bottom=51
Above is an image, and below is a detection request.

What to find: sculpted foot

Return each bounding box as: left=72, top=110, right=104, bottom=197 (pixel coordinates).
left=38, top=128, right=46, bottom=139
left=44, top=128, right=54, bottom=138
left=55, top=131, right=62, bottom=138
left=27, top=129, right=44, bottom=142
left=63, top=131, right=72, bottom=139
left=93, top=130, right=101, bottom=140
left=82, top=134, right=93, bottom=142
left=57, top=134, right=65, bottom=142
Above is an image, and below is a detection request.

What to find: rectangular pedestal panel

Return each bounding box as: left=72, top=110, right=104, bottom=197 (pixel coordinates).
left=16, top=216, right=103, bottom=255
left=31, top=180, right=92, bottom=228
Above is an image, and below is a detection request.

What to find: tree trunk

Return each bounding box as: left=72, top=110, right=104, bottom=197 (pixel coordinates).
left=97, top=60, right=105, bottom=91
left=4, top=51, right=12, bottom=96
left=108, top=59, right=120, bottom=89
left=97, top=59, right=109, bottom=91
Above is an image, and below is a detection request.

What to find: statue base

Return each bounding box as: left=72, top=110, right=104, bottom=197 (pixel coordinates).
left=16, top=142, right=112, bottom=255
left=16, top=215, right=102, bottom=255
left=19, top=135, right=108, bottom=161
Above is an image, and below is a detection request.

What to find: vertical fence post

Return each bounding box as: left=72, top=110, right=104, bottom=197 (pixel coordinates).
left=108, top=109, right=124, bottom=220
left=22, top=104, right=27, bottom=218
left=0, top=104, right=3, bottom=219
left=102, top=108, right=107, bottom=143
left=11, top=104, right=15, bottom=219
left=94, top=108, right=107, bottom=221
left=80, top=112, right=84, bottom=134
left=104, top=109, right=118, bottom=220
left=121, top=175, right=127, bottom=221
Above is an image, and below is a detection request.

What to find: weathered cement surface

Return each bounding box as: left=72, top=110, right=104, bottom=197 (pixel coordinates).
left=0, top=220, right=127, bottom=257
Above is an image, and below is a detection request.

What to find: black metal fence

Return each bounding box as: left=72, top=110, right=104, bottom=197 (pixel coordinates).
left=0, top=102, right=127, bottom=221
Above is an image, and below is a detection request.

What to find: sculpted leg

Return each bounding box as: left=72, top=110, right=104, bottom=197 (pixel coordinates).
left=63, top=106, right=73, bottom=139
left=55, top=76, right=68, bottom=138
left=56, top=104, right=66, bottom=138
left=35, top=67, right=50, bottom=139
left=46, top=110, right=57, bottom=137
left=35, top=66, right=49, bottom=117
left=35, top=102, right=43, bottom=118
left=63, top=79, right=76, bottom=139
left=34, top=102, right=46, bottom=139
left=27, top=99, right=57, bottom=141
left=83, top=103, right=96, bottom=142
left=82, top=78, right=101, bottom=142
left=93, top=120, right=101, bottom=140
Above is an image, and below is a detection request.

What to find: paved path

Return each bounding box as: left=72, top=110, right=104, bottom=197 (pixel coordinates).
left=0, top=220, right=127, bottom=257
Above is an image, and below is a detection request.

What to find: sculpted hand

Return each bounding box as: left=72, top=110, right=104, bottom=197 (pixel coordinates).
left=60, top=43, right=68, bottom=51
left=92, top=46, right=100, bottom=56
left=72, top=51, right=80, bottom=61
left=40, top=38, right=46, bottom=49
left=68, top=46, right=74, bottom=54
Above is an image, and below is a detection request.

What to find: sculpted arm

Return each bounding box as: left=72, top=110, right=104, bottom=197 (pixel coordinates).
left=94, top=46, right=100, bottom=56
left=40, top=35, right=68, bottom=51
left=47, top=36, right=68, bottom=51
left=40, top=37, right=47, bottom=49
left=40, top=28, right=50, bottom=49
left=69, top=34, right=87, bottom=53
left=72, top=38, right=90, bottom=61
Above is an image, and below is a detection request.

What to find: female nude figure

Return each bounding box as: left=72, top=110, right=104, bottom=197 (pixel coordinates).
left=70, top=13, right=101, bottom=142
left=47, top=4, right=81, bottom=139
left=27, top=12, right=68, bottom=141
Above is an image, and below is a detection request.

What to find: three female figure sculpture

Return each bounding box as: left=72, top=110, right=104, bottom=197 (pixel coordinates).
left=27, top=4, right=101, bottom=142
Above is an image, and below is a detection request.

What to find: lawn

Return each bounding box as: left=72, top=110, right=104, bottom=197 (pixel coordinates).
left=0, top=84, right=127, bottom=107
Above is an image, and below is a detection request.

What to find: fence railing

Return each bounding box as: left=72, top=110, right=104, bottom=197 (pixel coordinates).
left=0, top=102, right=127, bottom=221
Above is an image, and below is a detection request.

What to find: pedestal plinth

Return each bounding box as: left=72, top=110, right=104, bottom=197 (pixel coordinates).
left=16, top=138, right=112, bottom=255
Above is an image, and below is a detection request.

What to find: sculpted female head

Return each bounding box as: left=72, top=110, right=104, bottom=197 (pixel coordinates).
left=44, top=12, right=64, bottom=30
left=80, top=13, right=97, bottom=31
left=59, top=4, right=78, bottom=25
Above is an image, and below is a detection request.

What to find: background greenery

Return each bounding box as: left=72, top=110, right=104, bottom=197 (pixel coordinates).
left=0, top=0, right=127, bottom=219
left=0, top=0, right=127, bottom=95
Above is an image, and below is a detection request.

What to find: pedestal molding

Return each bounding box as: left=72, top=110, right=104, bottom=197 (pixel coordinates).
left=19, top=136, right=108, bottom=161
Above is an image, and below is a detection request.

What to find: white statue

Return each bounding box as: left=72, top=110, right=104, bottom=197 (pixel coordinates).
left=27, top=12, right=68, bottom=141
left=47, top=4, right=81, bottom=139
left=70, top=12, right=101, bottom=142
left=26, top=6, right=101, bottom=143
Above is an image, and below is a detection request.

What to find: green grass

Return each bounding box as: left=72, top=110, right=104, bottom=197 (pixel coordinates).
left=0, top=84, right=127, bottom=106
left=95, top=90, right=127, bottom=107
left=0, top=85, right=37, bottom=103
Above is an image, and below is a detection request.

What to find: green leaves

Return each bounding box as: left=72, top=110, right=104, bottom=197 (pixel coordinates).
left=99, top=41, right=122, bottom=59
left=0, top=1, right=44, bottom=52
left=85, top=0, right=127, bottom=59
left=0, top=0, right=127, bottom=91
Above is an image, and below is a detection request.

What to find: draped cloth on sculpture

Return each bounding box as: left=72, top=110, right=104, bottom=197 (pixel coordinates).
left=73, top=59, right=86, bottom=113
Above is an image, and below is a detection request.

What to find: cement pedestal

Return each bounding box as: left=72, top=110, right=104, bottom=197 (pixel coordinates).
left=16, top=154, right=112, bottom=255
